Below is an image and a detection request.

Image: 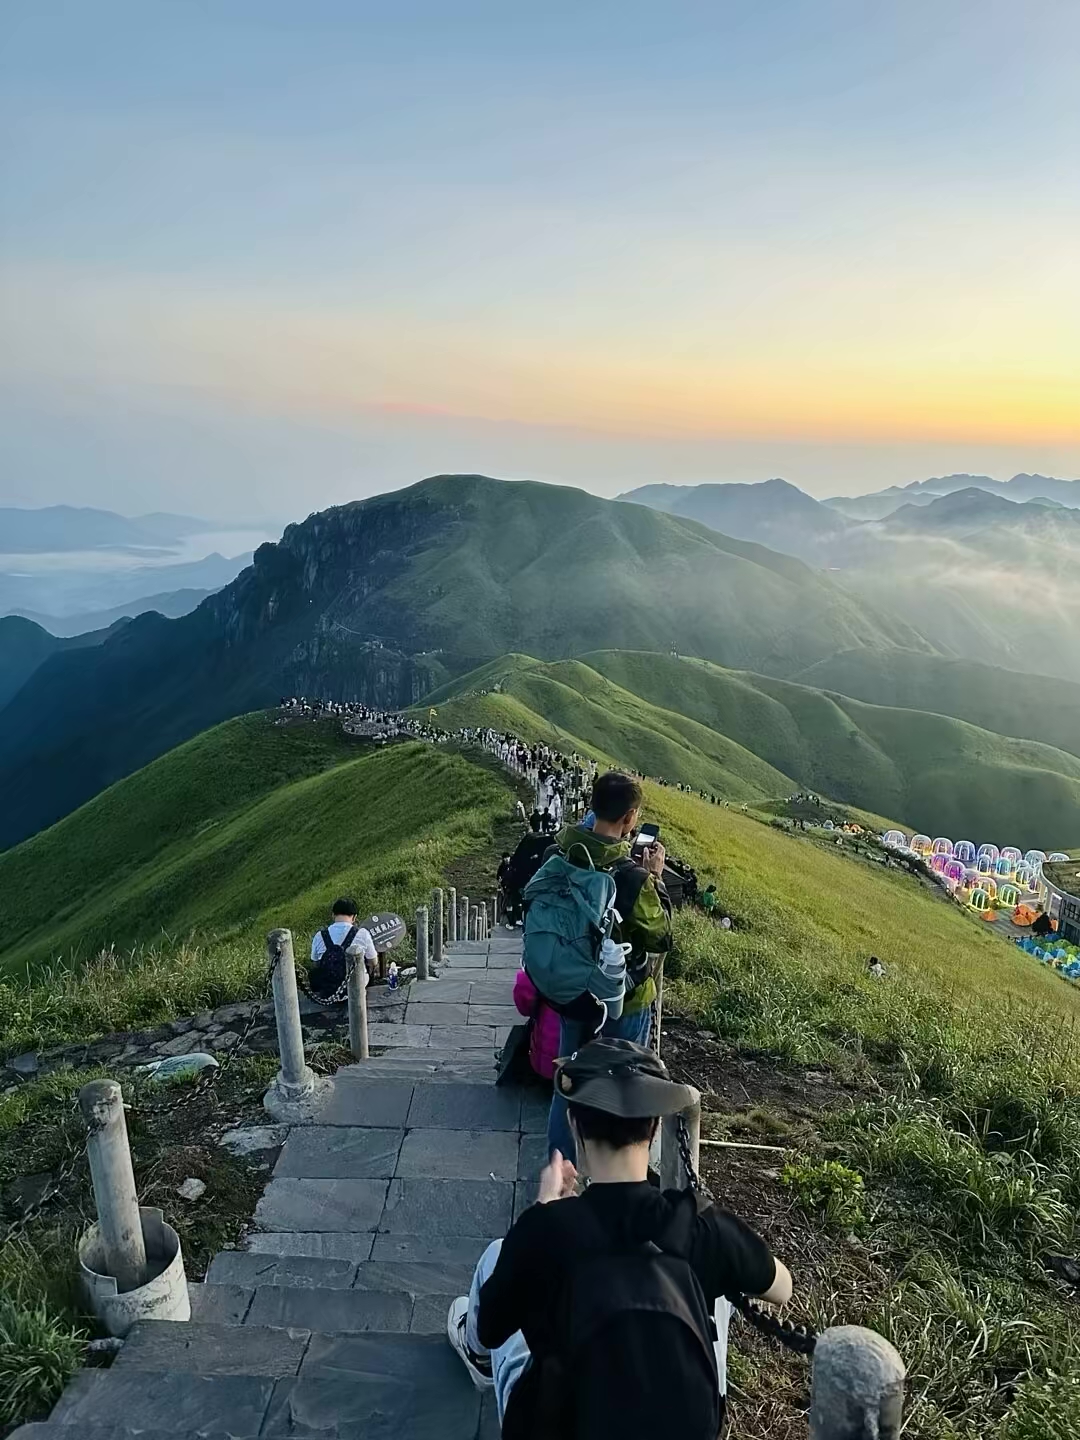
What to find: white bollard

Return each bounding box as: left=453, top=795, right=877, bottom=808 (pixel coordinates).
left=348, top=957, right=369, bottom=1060
left=79, top=1080, right=147, bottom=1293
left=432, top=889, right=444, bottom=970
left=267, top=929, right=316, bottom=1100
left=416, top=905, right=430, bottom=980
left=659, top=1087, right=701, bottom=1191
left=448, top=886, right=457, bottom=942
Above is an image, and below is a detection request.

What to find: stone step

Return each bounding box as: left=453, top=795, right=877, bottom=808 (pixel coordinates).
left=112, top=1320, right=308, bottom=1376
left=43, top=1335, right=495, bottom=1438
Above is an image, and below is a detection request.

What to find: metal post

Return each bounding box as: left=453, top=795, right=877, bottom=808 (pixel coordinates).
left=348, top=960, right=369, bottom=1060
left=659, top=1087, right=701, bottom=1191
left=267, top=929, right=316, bottom=1099
left=79, top=1080, right=147, bottom=1294
left=448, top=886, right=457, bottom=942
left=432, top=889, right=444, bottom=971
left=809, top=1327, right=905, bottom=1440
left=416, top=905, right=430, bottom=980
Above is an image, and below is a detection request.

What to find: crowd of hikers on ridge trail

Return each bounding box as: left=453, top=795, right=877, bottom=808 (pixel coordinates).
left=274, top=699, right=899, bottom=1438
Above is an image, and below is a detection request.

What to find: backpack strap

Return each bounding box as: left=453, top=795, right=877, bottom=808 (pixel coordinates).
left=342, top=924, right=359, bottom=951
left=319, top=928, right=334, bottom=953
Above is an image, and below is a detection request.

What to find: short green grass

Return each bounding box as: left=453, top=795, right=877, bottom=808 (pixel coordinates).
left=0, top=722, right=514, bottom=1052
left=648, top=786, right=1080, bottom=1438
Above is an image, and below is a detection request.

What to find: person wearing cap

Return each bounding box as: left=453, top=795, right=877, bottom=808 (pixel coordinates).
left=447, top=1039, right=792, bottom=1439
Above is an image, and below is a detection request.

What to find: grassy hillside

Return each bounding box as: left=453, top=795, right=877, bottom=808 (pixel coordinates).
left=0, top=715, right=512, bottom=992
left=424, top=655, right=795, bottom=801
left=426, top=651, right=1080, bottom=847
left=795, top=647, right=1080, bottom=759
left=582, top=651, right=1080, bottom=848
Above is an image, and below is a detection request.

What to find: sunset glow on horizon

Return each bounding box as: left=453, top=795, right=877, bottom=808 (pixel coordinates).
left=2, top=2, right=1078, bottom=516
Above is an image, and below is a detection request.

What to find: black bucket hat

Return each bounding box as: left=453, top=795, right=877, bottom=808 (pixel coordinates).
left=553, top=1038, right=696, bottom=1118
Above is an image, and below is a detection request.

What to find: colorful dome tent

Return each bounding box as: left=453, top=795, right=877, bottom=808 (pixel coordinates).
left=964, top=867, right=979, bottom=887
left=883, top=830, right=908, bottom=850
left=998, top=883, right=1021, bottom=909
left=982, top=878, right=999, bottom=902
left=977, top=844, right=1000, bottom=863
left=969, top=889, right=992, bottom=912
left=910, top=835, right=933, bottom=856
left=1024, top=850, right=1047, bottom=869
left=953, top=841, right=977, bottom=865
left=1001, top=847, right=1023, bottom=865
left=1049, top=852, right=1072, bottom=863
left=977, top=853, right=996, bottom=876
left=932, top=838, right=954, bottom=856
left=931, top=854, right=949, bottom=875
left=994, top=856, right=1017, bottom=880
left=944, top=860, right=966, bottom=885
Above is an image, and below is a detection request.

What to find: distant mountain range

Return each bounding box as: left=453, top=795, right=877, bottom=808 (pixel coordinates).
left=824, top=472, right=1080, bottom=521
left=0, top=505, right=210, bottom=554
left=622, top=476, right=1080, bottom=682
left=12, top=588, right=215, bottom=638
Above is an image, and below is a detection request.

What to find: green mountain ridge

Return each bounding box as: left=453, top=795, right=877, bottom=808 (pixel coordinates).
left=429, top=651, right=1080, bottom=848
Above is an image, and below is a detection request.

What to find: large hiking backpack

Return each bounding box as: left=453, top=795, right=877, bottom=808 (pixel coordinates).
left=507, top=1206, right=722, bottom=1440
left=521, top=848, right=624, bottom=1014
left=310, top=925, right=358, bottom=999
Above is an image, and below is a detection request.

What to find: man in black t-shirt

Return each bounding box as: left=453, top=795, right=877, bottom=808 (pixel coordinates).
left=447, top=1040, right=792, bottom=1439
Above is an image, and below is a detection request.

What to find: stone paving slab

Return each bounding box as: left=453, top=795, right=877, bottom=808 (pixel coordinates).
left=520, top=1090, right=551, bottom=1134
left=412, top=977, right=474, bottom=1003
left=517, top=1132, right=548, bottom=1181
left=434, top=965, right=488, bottom=980
left=255, top=1178, right=388, bottom=1233
left=208, top=1251, right=357, bottom=1290
left=380, top=1177, right=514, bottom=1236
left=274, top=1127, right=403, bottom=1180
left=370, top=1233, right=495, bottom=1265
left=188, top=1280, right=254, bottom=1325
left=246, top=1285, right=413, bottom=1334
left=365, top=1023, right=432, bottom=1046
left=245, top=1231, right=375, bottom=1261
left=427, top=1024, right=496, bottom=1050
left=467, top=975, right=517, bottom=1004
left=445, top=942, right=491, bottom=956
left=269, top=1335, right=482, bottom=1437
left=316, top=1077, right=414, bottom=1127
left=115, top=1320, right=308, bottom=1376
left=50, top=1369, right=274, bottom=1433
left=488, top=951, right=523, bottom=968
left=409, top=1292, right=458, bottom=1333
left=407, top=1080, right=521, bottom=1131
left=352, top=1259, right=475, bottom=1296
left=404, top=1001, right=470, bottom=1026
left=395, top=1128, right=519, bottom=1180
left=468, top=1004, right=521, bottom=1027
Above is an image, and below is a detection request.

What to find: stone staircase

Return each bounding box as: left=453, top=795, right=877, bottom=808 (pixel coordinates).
left=14, top=932, right=534, bottom=1440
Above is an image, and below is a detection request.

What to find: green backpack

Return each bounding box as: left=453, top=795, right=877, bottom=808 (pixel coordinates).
left=522, top=846, right=624, bottom=1012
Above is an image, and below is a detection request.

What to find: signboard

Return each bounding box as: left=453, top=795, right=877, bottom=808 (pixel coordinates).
left=365, top=912, right=407, bottom=953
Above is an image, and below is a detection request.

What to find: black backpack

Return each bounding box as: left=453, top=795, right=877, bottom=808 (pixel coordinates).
left=507, top=1204, right=721, bottom=1440
left=504, top=832, right=556, bottom=894
left=311, top=925, right=359, bottom=998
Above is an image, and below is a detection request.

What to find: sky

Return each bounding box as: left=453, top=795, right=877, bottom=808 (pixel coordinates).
left=2, top=0, right=1078, bottom=523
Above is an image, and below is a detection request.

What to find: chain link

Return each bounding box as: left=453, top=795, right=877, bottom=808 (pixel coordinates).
left=126, top=952, right=281, bottom=1119
left=0, top=1109, right=102, bottom=1248
left=293, top=953, right=362, bottom=1008
left=675, top=1114, right=819, bottom=1358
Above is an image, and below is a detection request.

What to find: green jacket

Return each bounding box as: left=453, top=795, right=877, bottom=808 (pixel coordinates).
left=556, top=823, right=672, bottom=1015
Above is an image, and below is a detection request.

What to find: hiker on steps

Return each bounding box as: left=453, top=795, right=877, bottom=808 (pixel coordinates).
left=309, top=897, right=378, bottom=997
left=447, top=1038, right=792, bottom=1440
left=522, top=769, right=672, bottom=1164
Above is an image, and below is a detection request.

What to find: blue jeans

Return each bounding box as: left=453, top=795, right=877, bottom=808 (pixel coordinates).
left=547, top=1004, right=654, bottom=1163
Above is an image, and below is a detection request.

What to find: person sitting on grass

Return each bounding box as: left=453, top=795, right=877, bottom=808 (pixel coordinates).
left=447, top=1038, right=792, bottom=1440
left=700, top=883, right=718, bottom=914
left=310, top=896, right=379, bottom=995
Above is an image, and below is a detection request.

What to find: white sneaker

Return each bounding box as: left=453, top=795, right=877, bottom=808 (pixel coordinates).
left=505, top=922, right=515, bottom=932
left=446, top=1297, right=494, bottom=1391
